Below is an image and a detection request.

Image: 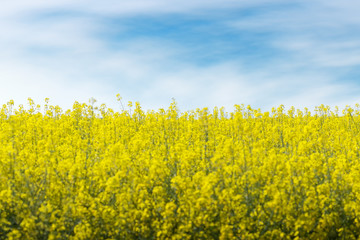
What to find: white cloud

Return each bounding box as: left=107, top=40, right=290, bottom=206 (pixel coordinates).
left=0, top=0, right=360, bottom=112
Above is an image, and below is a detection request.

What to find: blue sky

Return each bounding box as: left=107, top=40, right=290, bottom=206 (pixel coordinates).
left=1, top=0, right=360, bottom=112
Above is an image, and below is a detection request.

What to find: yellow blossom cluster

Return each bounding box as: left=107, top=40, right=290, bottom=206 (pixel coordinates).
left=1, top=98, right=360, bottom=239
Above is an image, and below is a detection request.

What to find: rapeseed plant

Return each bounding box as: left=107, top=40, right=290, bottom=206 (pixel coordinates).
left=0, top=98, right=360, bottom=239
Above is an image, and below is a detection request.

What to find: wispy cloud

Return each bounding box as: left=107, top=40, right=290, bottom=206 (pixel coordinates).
left=0, top=0, right=360, bottom=112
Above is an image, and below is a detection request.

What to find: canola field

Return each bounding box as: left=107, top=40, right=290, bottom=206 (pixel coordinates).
left=1, top=97, right=360, bottom=239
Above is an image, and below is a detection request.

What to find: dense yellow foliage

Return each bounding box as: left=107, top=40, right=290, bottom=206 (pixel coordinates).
left=1, top=97, right=360, bottom=239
